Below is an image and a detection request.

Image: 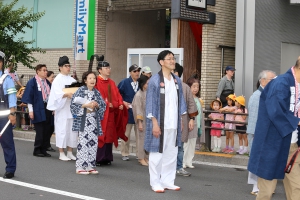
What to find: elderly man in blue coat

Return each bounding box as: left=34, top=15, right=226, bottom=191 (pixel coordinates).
left=118, top=64, right=141, bottom=161
left=144, top=50, right=186, bottom=193
left=22, top=64, right=52, bottom=158
left=248, top=57, right=300, bottom=200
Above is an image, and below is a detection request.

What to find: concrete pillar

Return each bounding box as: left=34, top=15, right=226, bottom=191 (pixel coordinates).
left=170, top=19, right=178, bottom=48
left=235, top=0, right=255, bottom=103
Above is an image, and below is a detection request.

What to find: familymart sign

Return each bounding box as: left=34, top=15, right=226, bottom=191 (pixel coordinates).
left=75, top=0, right=95, bottom=60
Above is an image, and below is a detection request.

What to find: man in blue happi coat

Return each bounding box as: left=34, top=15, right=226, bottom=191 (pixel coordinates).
left=22, top=64, right=52, bottom=158
left=248, top=57, right=300, bottom=200
left=0, top=51, right=17, bottom=179
left=118, top=64, right=140, bottom=161
left=144, top=50, right=187, bottom=193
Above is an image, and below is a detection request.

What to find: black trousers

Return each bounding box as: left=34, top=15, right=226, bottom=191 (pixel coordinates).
left=0, top=116, right=16, bottom=173
left=33, top=103, right=52, bottom=154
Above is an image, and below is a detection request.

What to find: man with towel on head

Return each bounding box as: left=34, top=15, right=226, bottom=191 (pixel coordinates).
left=47, top=56, right=77, bottom=161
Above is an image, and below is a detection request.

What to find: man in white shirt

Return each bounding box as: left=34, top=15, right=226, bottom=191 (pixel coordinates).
left=144, top=50, right=187, bottom=193
left=47, top=56, right=77, bottom=161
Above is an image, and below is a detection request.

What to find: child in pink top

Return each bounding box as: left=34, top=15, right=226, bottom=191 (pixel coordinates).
left=234, top=96, right=248, bottom=155
left=208, top=100, right=224, bottom=153
left=219, top=94, right=236, bottom=153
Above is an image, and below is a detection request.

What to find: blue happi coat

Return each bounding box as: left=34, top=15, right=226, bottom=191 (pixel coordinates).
left=22, top=77, right=51, bottom=124
left=144, top=73, right=187, bottom=153
left=118, top=76, right=138, bottom=124
left=248, top=68, right=299, bottom=180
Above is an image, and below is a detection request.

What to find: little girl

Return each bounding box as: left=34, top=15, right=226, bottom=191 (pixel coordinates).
left=183, top=78, right=203, bottom=168
left=219, top=94, right=236, bottom=153
left=234, top=96, right=248, bottom=155
left=208, top=100, right=224, bottom=152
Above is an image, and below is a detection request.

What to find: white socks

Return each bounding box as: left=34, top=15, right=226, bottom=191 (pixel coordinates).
left=214, top=136, right=222, bottom=148
left=252, top=184, right=259, bottom=192
left=67, top=151, right=76, bottom=160
left=217, top=138, right=221, bottom=148
left=59, top=152, right=71, bottom=161
left=214, top=136, right=218, bottom=148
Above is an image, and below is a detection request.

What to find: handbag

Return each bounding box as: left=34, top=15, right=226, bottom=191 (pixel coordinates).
left=220, top=89, right=234, bottom=103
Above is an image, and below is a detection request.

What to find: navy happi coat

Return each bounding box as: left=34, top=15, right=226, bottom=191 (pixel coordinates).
left=248, top=68, right=299, bottom=180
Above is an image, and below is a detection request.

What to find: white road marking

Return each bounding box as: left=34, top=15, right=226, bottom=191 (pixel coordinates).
left=192, top=161, right=247, bottom=170
left=0, top=177, right=104, bottom=200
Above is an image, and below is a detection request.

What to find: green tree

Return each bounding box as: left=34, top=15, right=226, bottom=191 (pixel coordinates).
left=0, top=0, right=45, bottom=70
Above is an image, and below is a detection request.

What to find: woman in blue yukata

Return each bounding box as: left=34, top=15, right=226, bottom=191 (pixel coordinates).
left=70, top=71, right=106, bottom=175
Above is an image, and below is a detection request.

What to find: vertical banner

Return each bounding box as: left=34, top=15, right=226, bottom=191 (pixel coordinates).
left=75, top=0, right=96, bottom=60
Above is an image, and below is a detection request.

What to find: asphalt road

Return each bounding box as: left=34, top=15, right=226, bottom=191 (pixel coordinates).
left=0, top=139, right=287, bottom=200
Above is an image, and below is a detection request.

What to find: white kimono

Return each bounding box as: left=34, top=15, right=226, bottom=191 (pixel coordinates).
left=47, top=73, right=77, bottom=148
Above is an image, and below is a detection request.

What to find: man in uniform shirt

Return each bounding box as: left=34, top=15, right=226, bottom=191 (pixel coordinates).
left=0, top=51, right=17, bottom=179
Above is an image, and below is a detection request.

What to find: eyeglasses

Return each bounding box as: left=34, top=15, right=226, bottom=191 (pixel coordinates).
left=103, top=67, right=111, bottom=70
left=133, top=69, right=141, bottom=73
left=164, top=57, right=176, bottom=61
left=63, top=64, right=71, bottom=68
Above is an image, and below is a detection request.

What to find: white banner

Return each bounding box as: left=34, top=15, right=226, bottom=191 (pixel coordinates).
left=75, top=0, right=90, bottom=60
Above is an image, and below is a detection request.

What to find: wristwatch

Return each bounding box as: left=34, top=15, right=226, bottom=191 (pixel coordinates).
left=9, top=112, right=16, bottom=116
left=190, top=117, right=195, bottom=120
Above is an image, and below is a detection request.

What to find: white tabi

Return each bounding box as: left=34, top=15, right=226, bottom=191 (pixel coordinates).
left=47, top=73, right=77, bottom=148
left=149, top=76, right=178, bottom=189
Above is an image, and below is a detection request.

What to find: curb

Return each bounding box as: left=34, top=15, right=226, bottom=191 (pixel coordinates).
left=13, top=130, right=249, bottom=167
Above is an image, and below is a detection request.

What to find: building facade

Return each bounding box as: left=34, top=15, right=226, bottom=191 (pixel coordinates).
left=235, top=0, right=300, bottom=102
left=5, top=0, right=237, bottom=108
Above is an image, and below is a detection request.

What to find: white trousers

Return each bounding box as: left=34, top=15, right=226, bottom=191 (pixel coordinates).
left=183, top=138, right=197, bottom=166
left=149, top=129, right=178, bottom=188
left=55, top=118, right=77, bottom=148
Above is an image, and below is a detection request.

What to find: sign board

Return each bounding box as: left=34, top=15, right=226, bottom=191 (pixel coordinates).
left=187, top=0, right=206, bottom=9
left=171, top=0, right=215, bottom=24
left=75, top=0, right=96, bottom=60
left=290, top=0, right=300, bottom=4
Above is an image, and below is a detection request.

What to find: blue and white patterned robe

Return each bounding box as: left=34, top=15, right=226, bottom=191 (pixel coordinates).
left=70, top=86, right=106, bottom=135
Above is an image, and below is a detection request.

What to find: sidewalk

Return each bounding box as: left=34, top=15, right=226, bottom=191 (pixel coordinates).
left=13, top=129, right=249, bottom=167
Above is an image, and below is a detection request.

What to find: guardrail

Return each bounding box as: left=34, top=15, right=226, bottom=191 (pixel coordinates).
left=203, top=110, right=248, bottom=151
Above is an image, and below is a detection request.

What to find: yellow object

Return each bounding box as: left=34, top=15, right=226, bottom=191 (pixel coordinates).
left=62, top=87, right=79, bottom=94
left=16, top=86, right=26, bottom=97
left=235, top=96, right=246, bottom=106
left=226, top=94, right=236, bottom=101
left=199, top=98, right=204, bottom=107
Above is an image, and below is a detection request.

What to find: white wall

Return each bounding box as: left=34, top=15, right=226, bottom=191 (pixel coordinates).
left=281, top=43, right=300, bottom=74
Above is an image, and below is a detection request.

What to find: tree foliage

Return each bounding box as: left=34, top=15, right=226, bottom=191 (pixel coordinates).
left=0, top=0, right=45, bottom=70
